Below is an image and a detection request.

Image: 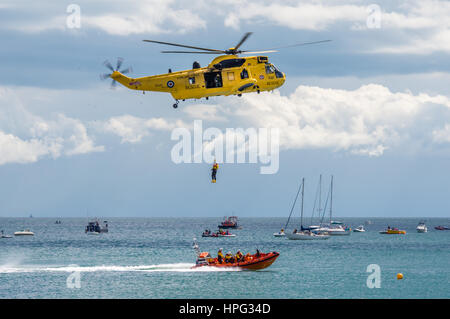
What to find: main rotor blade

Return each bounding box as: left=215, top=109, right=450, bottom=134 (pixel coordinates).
left=161, top=50, right=225, bottom=54
left=252, top=40, right=332, bottom=51
left=241, top=50, right=278, bottom=54
left=143, top=39, right=223, bottom=53
left=234, top=32, right=253, bottom=50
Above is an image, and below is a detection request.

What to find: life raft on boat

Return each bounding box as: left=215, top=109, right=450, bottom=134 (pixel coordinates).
left=192, top=251, right=279, bottom=270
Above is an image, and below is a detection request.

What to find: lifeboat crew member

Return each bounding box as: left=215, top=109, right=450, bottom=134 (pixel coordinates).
left=235, top=249, right=243, bottom=262
left=217, top=248, right=224, bottom=263
left=225, top=252, right=233, bottom=263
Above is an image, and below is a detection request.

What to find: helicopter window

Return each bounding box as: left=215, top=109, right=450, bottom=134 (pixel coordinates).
left=257, top=56, right=268, bottom=63
left=217, top=58, right=246, bottom=69
left=274, top=67, right=284, bottom=78
left=227, top=72, right=235, bottom=81
left=189, top=77, right=196, bottom=85
left=240, top=69, right=249, bottom=79
left=265, top=64, right=275, bottom=74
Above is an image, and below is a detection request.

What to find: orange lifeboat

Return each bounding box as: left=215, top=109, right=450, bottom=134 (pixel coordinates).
left=192, top=251, right=279, bottom=270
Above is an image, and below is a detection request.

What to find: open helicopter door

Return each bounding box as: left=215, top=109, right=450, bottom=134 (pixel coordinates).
left=204, top=71, right=223, bottom=89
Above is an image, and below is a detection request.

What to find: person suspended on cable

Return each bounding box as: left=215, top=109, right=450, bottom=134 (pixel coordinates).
left=211, top=160, right=219, bottom=183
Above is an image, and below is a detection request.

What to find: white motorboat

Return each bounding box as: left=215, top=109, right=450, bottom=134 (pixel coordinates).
left=286, top=231, right=330, bottom=240
left=353, top=225, right=365, bottom=232
left=416, top=221, right=427, bottom=233
left=315, top=225, right=352, bottom=236
left=273, top=230, right=286, bottom=237
left=14, top=229, right=34, bottom=236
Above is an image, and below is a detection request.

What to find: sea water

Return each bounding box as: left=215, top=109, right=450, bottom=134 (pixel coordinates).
left=0, top=217, right=449, bottom=299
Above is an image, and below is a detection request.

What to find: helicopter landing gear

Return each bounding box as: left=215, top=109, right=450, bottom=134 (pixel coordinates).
left=237, top=94, right=242, bottom=97
left=173, top=100, right=179, bottom=109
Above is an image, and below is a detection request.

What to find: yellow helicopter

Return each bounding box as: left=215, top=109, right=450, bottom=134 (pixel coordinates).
left=101, top=33, right=330, bottom=108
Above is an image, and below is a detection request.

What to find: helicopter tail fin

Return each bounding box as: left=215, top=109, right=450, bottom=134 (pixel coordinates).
left=110, top=71, right=141, bottom=90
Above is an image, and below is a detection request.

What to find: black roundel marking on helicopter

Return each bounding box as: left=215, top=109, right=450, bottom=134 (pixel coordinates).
left=167, top=80, right=175, bottom=88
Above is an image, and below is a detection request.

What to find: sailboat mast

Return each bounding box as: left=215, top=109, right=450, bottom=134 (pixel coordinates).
left=318, top=174, right=322, bottom=221
left=330, top=175, right=333, bottom=224
left=300, top=178, right=305, bottom=228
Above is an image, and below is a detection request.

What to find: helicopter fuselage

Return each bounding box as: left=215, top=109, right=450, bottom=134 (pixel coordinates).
left=111, top=55, right=285, bottom=101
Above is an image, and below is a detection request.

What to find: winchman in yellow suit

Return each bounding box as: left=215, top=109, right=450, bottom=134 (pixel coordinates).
left=211, top=160, right=219, bottom=183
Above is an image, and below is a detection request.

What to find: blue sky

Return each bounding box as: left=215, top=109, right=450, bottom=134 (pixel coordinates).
left=1, top=0, right=450, bottom=217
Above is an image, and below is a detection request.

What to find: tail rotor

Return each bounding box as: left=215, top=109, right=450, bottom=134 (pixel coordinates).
left=100, top=57, right=133, bottom=89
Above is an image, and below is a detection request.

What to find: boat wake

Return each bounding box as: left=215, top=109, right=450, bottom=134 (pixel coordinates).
left=0, top=262, right=242, bottom=274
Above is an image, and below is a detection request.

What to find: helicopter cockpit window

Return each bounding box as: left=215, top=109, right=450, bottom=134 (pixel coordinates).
left=217, top=58, right=246, bottom=69
left=274, top=67, right=284, bottom=79
left=265, top=64, right=275, bottom=74
left=189, top=77, right=196, bottom=85
left=240, top=68, right=249, bottom=79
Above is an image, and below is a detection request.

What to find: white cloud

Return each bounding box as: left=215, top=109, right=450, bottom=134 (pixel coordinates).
left=191, top=84, right=450, bottom=157
left=1, top=0, right=206, bottom=35
left=432, top=124, right=450, bottom=143
left=100, top=114, right=188, bottom=143
left=223, top=2, right=366, bottom=31
left=0, top=87, right=104, bottom=165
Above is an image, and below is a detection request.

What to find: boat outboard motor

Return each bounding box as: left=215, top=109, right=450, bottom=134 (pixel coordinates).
left=192, top=61, right=200, bottom=69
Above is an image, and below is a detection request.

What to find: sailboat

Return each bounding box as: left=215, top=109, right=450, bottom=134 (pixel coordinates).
left=285, top=178, right=330, bottom=240
left=274, top=178, right=304, bottom=237
left=313, top=176, right=351, bottom=236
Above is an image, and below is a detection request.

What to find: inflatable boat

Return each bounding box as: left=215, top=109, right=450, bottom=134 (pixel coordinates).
left=192, top=251, right=279, bottom=270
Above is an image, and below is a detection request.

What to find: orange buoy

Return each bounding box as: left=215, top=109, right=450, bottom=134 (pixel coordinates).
left=397, top=273, right=404, bottom=280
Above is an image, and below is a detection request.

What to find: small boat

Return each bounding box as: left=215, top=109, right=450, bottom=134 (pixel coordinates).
left=286, top=230, right=330, bottom=240
left=353, top=225, right=365, bottom=232
left=273, top=229, right=286, bottom=237
left=379, top=227, right=406, bottom=234
left=14, top=229, right=34, bottom=236
left=314, top=225, right=352, bottom=236
left=218, top=216, right=239, bottom=229
left=1, top=230, right=12, bottom=238
left=192, top=251, right=279, bottom=270
left=85, top=219, right=108, bottom=234
left=435, top=225, right=449, bottom=231
left=191, top=239, right=279, bottom=270
left=416, top=221, right=427, bottom=233
left=202, top=229, right=236, bottom=237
